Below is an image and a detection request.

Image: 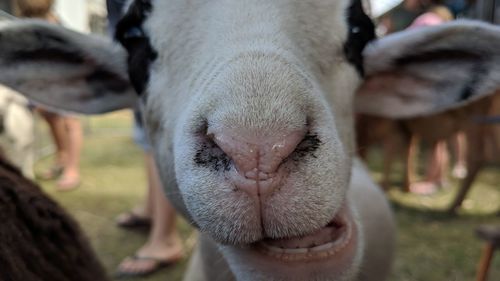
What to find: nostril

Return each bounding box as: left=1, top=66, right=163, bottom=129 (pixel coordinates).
left=194, top=132, right=232, bottom=172
left=289, top=133, right=322, bottom=160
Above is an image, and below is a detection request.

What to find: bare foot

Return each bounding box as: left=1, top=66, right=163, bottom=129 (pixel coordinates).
left=409, top=181, right=439, bottom=195
left=56, top=170, right=80, bottom=191
left=452, top=164, right=467, bottom=179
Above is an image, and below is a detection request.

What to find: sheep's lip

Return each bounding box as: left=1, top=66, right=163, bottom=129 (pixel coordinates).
left=254, top=206, right=353, bottom=262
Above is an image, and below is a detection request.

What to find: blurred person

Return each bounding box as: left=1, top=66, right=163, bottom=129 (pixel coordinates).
left=115, top=148, right=184, bottom=278
left=451, top=132, right=468, bottom=179
left=378, top=2, right=468, bottom=194
left=406, top=3, right=457, bottom=194
left=378, top=0, right=446, bottom=35
left=445, top=0, right=469, bottom=16
left=409, top=4, right=454, bottom=27
left=369, top=0, right=458, bottom=195
left=15, top=0, right=83, bottom=191
left=106, top=0, right=184, bottom=277
left=378, top=0, right=427, bottom=35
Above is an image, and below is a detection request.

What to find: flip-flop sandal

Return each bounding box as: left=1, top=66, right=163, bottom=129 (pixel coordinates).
left=38, top=165, right=64, bottom=180
left=114, top=254, right=183, bottom=279
left=116, top=212, right=152, bottom=229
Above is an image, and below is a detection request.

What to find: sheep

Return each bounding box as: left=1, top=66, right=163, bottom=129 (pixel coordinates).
left=1, top=0, right=500, bottom=280
left=0, top=153, right=108, bottom=281
left=0, top=84, right=35, bottom=179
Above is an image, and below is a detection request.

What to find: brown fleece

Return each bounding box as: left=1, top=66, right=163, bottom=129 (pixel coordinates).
left=0, top=155, right=109, bottom=281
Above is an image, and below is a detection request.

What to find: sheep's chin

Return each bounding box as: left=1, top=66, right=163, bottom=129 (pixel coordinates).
left=220, top=203, right=361, bottom=281
left=255, top=204, right=353, bottom=261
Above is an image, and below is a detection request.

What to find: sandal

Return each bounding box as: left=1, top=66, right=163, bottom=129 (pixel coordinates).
left=38, top=165, right=64, bottom=180
left=116, top=211, right=151, bottom=229
left=115, top=254, right=183, bottom=278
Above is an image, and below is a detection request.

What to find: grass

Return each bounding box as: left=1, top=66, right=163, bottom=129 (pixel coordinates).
left=34, top=111, right=500, bottom=281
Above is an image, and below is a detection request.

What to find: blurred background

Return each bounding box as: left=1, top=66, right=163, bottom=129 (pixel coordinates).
left=0, top=0, right=499, bottom=280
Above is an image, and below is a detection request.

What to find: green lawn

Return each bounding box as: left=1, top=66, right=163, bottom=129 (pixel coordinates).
left=35, top=111, right=500, bottom=281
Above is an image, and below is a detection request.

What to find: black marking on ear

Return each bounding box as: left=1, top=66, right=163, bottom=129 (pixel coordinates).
left=0, top=25, right=131, bottom=99
left=85, top=69, right=131, bottom=98
left=395, top=49, right=483, bottom=66
left=115, top=0, right=158, bottom=95
left=459, top=63, right=487, bottom=102
left=344, top=0, right=375, bottom=76
left=6, top=48, right=85, bottom=65
left=1, top=27, right=85, bottom=65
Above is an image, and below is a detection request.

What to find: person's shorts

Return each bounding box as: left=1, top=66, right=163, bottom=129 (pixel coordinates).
left=132, top=108, right=152, bottom=152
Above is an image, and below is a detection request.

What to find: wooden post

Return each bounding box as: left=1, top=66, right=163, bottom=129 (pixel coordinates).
left=476, top=243, right=495, bottom=281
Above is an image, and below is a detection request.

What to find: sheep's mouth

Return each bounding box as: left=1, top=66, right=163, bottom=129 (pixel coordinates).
left=255, top=206, right=353, bottom=262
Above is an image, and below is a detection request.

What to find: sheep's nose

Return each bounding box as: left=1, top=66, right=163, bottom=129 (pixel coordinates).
left=209, top=128, right=307, bottom=197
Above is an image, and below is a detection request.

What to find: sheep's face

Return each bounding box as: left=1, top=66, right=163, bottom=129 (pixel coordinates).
left=117, top=0, right=372, bottom=280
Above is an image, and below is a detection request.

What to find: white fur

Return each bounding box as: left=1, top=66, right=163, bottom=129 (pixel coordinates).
left=0, top=84, right=34, bottom=178
left=140, top=0, right=392, bottom=280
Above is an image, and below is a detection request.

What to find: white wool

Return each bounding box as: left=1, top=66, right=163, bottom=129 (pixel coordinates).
left=141, top=1, right=378, bottom=280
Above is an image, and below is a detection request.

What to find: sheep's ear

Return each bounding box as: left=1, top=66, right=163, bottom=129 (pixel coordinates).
left=0, top=20, right=136, bottom=114
left=355, top=20, right=500, bottom=119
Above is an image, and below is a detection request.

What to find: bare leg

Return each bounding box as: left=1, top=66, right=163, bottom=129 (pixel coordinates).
left=140, top=153, right=183, bottom=257
left=116, top=113, right=154, bottom=226
left=38, top=109, right=68, bottom=172
left=116, top=154, right=154, bottom=226
left=426, top=140, right=449, bottom=186
left=57, top=116, right=82, bottom=191
left=380, top=138, right=395, bottom=191
left=404, top=135, right=418, bottom=192
left=451, top=132, right=468, bottom=179
left=117, top=153, right=183, bottom=276
left=410, top=140, right=449, bottom=194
